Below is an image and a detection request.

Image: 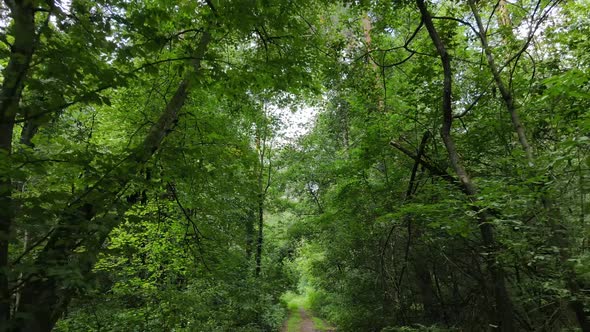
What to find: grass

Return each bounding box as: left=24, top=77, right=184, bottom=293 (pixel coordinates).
left=282, top=292, right=305, bottom=332
left=282, top=291, right=308, bottom=310
left=281, top=291, right=335, bottom=331
left=312, top=316, right=333, bottom=331
left=286, top=307, right=302, bottom=332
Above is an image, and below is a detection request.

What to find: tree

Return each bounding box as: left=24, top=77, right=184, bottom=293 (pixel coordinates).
left=276, top=0, right=590, bottom=331
left=0, top=0, right=326, bottom=330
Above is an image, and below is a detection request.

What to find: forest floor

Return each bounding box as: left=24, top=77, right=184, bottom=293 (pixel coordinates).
left=281, top=306, right=335, bottom=332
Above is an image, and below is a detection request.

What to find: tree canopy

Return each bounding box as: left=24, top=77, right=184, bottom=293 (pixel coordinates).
left=0, top=0, right=589, bottom=331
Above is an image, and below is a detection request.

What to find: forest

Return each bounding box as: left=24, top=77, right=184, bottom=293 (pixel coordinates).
left=0, top=0, right=589, bottom=331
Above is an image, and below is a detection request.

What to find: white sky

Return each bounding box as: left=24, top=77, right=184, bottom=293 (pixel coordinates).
left=271, top=104, right=318, bottom=144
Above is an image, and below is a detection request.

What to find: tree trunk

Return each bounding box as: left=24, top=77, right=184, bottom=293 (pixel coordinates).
left=414, top=256, right=439, bottom=323
left=361, top=13, right=384, bottom=111
left=468, top=2, right=590, bottom=329
left=415, top=1, right=516, bottom=330
left=10, top=31, right=211, bottom=332
left=253, top=113, right=272, bottom=278
left=0, top=0, right=36, bottom=328
left=245, top=209, right=256, bottom=259
left=467, top=0, right=532, bottom=161
left=255, top=195, right=264, bottom=277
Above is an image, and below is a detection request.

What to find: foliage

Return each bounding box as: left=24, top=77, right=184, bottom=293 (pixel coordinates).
left=0, top=0, right=588, bottom=331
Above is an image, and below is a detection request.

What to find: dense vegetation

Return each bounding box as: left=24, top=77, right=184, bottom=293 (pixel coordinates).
left=0, top=0, right=589, bottom=331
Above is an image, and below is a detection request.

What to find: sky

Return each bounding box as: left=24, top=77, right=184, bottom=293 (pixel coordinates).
left=271, top=104, right=318, bottom=144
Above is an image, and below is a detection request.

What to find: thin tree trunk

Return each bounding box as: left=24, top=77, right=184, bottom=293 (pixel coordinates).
left=387, top=133, right=441, bottom=321
left=254, top=116, right=272, bottom=277
left=403, top=132, right=441, bottom=321
left=245, top=209, right=256, bottom=259
left=415, top=1, right=516, bottom=330
left=254, top=132, right=264, bottom=277
left=255, top=195, right=264, bottom=277
left=361, top=13, right=384, bottom=111
left=469, top=3, right=590, bottom=329
left=414, top=255, right=439, bottom=322
left=467, top=0, right=532, bottom=161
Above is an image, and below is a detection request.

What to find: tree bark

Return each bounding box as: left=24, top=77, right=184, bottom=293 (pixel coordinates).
left=415, top=1, right=516, bottom=330
left=254, top=120, right=271, bottom=277
left=497, top=0, right=512, bottom=27
left=0, top=0, right=36, bottom=328
left=255, top=194, right=264, bottom=277
left=467, top=0, right=533, bottom=161
left=361, top=13, right=384, bottom=111
left=245, top=208, right=256, bottom=259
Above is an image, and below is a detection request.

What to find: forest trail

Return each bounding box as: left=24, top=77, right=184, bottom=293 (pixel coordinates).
left=282, top=307, right=335, bottom=332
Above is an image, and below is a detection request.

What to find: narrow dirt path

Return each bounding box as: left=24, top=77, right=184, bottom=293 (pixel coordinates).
left=299, top=308, right=315, bottom=332
left=281, top=307, right=335, bottom=332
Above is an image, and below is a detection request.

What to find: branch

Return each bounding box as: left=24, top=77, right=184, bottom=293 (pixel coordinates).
left=453, top=78, right=495, bottom=119
left=254, top=27, right=269, bottom=62
left=406, top=131, right=431, bottom=199
left=167, top=182, right=207, bottom=240
left=499, top=0, right=562, bottom=73
left=205, top=0, right=218, bottom=17
left=468, top=0, right=534, bottom=161
left=389, top=139, right=458, bottom=188
left=374, top=51, right=416, bottom=68
left=415, top=0, right=476, bottom=196
left=14, top=54, right=218, bottom=124
left=361, top=20, right=424, bottom=68
left=485, top=0, right=502, bottom=35
left=432, top=16, right=480, bottom=38
left=10, top=229, right=55, bottom=266
left=384, top=131, right=431, bottom=292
